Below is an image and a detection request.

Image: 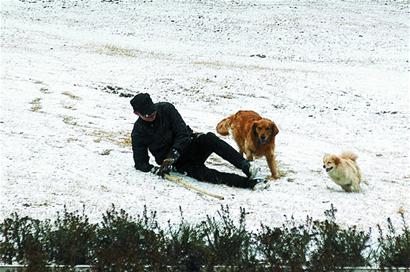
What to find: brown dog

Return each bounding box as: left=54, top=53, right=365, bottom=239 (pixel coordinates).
left=216, top=110, right=280, bottom=179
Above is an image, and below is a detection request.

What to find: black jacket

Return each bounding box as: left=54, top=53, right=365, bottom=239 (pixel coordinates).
left=131, top=102, right=193, bottom=172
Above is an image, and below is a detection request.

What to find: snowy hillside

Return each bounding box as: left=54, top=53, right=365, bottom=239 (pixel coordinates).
left=1, top=0, right=409, bottom=232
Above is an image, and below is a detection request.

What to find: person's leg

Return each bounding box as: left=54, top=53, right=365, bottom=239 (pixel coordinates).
left=192, top=132, right=247, bottom=168
left=177, top=132, right=258, bottom=179
left=180, top=164, right=256, bottom=189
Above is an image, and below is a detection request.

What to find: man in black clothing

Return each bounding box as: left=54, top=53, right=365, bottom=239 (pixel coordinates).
left=130, top=93, right=269, bottom=190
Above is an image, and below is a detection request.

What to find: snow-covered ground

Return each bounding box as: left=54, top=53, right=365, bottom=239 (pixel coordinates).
left=1, top=0, right=409, bottom=233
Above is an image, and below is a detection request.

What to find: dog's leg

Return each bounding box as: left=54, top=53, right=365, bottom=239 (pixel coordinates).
left=341, top=185, right=352, bottom=192
left=351, top=180, right=361, bottom=192
left=266, top=152, right=279, bottom=179
left=243, top=140, right=253, bottom=160
left=238, top=147, right=245, bottom=158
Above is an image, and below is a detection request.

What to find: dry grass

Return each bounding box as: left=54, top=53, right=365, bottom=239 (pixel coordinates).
left=62, top=115, right=78, bottom=126
left=99, top=45, right=139, bottom=58
left=192, top=60, right=319, bottom=74
left=192, top=60, right=269, bottom=71
left=98, top=44, right=172, bottom=61
left=218, top=94, right=235, bottom=99
left=62, top=104, right=76, bottom=110
left=100, top=149, right=113, bottom=156
left=30, top=98, right=42, bottom=112
left=91, top=129, right=131, bottom=148
left=66, top=137, right=79, bottom=143
left=277, top=168, right=295, bottom=178
left=62, top=91, right=81, bottom=100
left=40, top=87, right=51, bottom=94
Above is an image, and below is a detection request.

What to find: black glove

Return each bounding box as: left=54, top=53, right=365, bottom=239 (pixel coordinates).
left=157, top=149, right=180, bottom=177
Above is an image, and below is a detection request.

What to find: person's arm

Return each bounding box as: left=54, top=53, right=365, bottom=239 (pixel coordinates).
left=167, top=103, right=192, bottom=154
left=131, top=130, right=154, bottom=172
left=153, top=103, right=191, bottom=177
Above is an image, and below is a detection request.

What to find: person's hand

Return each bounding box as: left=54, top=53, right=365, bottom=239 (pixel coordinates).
left=157, top=158, right=174, bottom=177
left=157, top=148, right=180, bottom=177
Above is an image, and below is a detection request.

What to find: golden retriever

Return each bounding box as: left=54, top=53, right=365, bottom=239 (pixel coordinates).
left=322, top=152, right=363, bottom=192
left=216, top=110, right=280, bottom=179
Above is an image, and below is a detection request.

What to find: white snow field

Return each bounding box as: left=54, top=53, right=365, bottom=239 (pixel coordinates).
left=0, top=0, right=409, bottom=233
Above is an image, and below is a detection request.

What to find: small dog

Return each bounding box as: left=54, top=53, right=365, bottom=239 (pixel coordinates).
left=216, top=110, right=280, bottom=179
left=322, top=152, right=363, bottom=192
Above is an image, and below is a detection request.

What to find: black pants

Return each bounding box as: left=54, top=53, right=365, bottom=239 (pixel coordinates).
left=175, top=132, right=255, bottom=189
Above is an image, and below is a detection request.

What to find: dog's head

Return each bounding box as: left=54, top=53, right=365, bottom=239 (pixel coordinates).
left=252, top=119, right=279, bottom=145
left=322, top=154, right=341, bottom=173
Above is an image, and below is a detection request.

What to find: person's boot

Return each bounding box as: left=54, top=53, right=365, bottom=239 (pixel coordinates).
left=251, top=178, right=270, bottom=191
left=241, top=160, right=260, bottom=179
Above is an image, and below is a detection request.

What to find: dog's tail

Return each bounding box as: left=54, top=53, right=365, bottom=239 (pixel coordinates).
left=340, top=151, right=358, bottom=161
left=216, top=117, right=231, bottom=136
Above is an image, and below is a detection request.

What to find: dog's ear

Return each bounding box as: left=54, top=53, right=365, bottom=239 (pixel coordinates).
left=333, top=155, right=341, bottom=165
left=252, top=122, right=258, bottom=136
left=272, top=123, right=279, bottom=136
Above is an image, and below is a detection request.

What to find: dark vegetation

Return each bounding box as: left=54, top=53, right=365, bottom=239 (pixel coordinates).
left=1, top=205, right=409, bottom=271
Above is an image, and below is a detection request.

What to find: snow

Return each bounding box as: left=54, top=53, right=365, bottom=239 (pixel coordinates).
left=1, top=0, right=409, bottom=234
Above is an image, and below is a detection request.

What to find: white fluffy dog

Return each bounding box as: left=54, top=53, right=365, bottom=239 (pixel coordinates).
left=323, top=151, right=364, bottom=192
